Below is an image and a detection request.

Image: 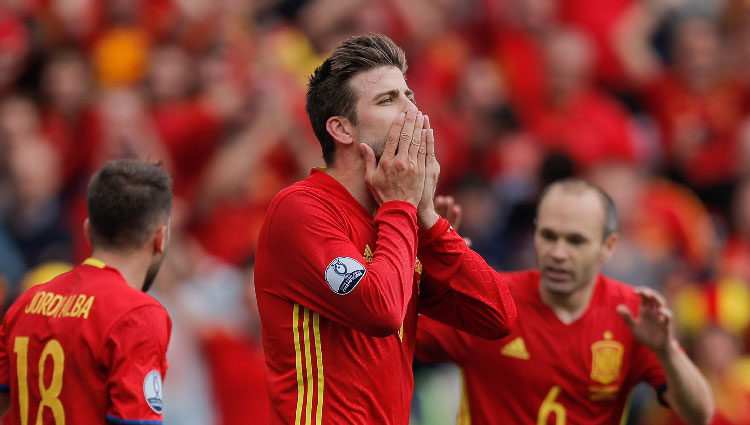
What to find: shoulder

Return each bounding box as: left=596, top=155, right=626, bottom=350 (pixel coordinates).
left=598, top=275, right=640, bottom=308
left=502, top=269, right=540, bottom=300
left=266, top=180, right=347, bottom=231
left=105, top=302, right=171, bottom=344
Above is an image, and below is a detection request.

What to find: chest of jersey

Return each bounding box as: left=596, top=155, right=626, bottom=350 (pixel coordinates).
left=464, top=301, right=638, bottom=424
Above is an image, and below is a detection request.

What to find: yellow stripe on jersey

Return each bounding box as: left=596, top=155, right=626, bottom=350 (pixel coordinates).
left=82, top=257, right=106, bottom=269
left=313, top=312, right=324, bottom=425
left=303, top=308, right=314, bottom=425
left=457, top=369, right=471, bottom=425
left=293, top=304, right=304, bottom=425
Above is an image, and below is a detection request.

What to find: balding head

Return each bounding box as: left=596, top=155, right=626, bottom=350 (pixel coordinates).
left=537, top=178, right=618, bottom=241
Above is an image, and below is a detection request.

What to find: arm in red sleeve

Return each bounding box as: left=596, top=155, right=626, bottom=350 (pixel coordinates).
left=417, top=217, right=516, bottom=339
left=265, top=191, right=418, bottom=337
left=415, top=314, right=473, bottom=364
left=103, top=305, right=171, bottom=423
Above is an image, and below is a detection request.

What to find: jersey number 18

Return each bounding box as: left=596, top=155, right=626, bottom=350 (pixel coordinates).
left=13, top=337, right=65, bottom=425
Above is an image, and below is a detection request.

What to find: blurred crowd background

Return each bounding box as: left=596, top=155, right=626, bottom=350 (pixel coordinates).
left=0, top=0, right=749, bottom=423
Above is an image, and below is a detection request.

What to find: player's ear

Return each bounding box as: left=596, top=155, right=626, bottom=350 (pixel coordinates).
left=600, top=232, right=618, bottom=262
left=326, top=116, right=354, bottom=146
left=83, top=218, right=92, bottom=246
left=153, top=224, right=168, bottom=254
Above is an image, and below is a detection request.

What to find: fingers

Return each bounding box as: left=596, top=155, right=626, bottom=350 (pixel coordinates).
left=407, top=112, right=425, bottom=162
left=397, top=108, right=419, bottom=159
left=383, top=111, right=407, bottom=157
left=434, top=196, right=463, bottom=230
left=616, top=304, right=636, bottom=329
left=635, top=287, right=667, bottom=310
left=451, top=203, right=462, bottom=230
left=434, top=195, right=449, bottom=218
left=426, top=126, right=435, bottom=157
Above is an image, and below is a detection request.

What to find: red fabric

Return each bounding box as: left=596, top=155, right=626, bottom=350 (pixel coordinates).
left=190, top=199, right=268, bottom=266
left=527, top=89, right=636, bottom=170
left=0, top=14, right=29, bottom=55
left=417, top=271, right=667, bottom=425
left=719, top=237, right=750, bottom=281
left=151, top=99, right=220, bottom=201
left=202, top=332, right=269, bottom=425
left=643, top=74, right=746, bottom=186
left=0, top=261, right=171, bottom=424
left=491, top=29, right=546, bottom=122
left=633, top=179, right=716, bottom=268
left=41, top=108, right=102, bottom=188
left=254, top=168, right=515, bottom=424
left=559, top=0, right=635, bottom=87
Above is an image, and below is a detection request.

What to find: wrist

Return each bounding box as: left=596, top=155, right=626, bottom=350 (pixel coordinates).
left=418, top=210, right=439, bottom=229
left=655, top=338, right=679, bottom=361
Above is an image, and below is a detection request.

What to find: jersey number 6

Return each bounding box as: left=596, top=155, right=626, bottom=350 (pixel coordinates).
left=537, top=385, right=566, bottom=425
left=13, top=337, right=65, bottom=425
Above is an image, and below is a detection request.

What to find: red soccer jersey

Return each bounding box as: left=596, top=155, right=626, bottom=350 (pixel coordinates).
left=0, top=258, right=172, bottom=425
left=417, top=270, right=667, bottom=425
left=254, top=169, right=515, bottom=425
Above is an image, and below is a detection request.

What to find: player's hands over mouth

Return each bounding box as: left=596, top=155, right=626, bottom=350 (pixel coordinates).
left=616, top=287, right=675, bottom=357
left=361, top=107, right=426, bottom=208
left=416, top=115, right=441, bottom=229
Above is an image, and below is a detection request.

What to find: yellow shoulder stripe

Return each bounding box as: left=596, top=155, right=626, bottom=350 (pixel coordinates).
left=82, top=258, right=106, bottom=269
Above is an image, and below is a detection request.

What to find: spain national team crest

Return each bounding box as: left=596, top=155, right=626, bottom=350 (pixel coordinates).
left=590, top=331, right=624, bottom=385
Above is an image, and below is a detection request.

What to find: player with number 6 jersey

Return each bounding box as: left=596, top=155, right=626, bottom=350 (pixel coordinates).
left=417, top=179, right=714, bottom=425
left=0, top=160, right=174, bottom=425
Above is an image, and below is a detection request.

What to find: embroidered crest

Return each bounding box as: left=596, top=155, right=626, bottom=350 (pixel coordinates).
left=590, top=331, right=624, bottom=385
left=325, top=257, right=366, bottom=295
left=143, top=370, right=163, bottom=414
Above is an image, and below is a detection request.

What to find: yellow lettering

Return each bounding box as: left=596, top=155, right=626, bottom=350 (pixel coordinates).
left=77, top=297, right=94, bottom=319
left=69, top=295, right=86, bottom=317
left=59, top=296, right=75, bottom=318
left=538, top=386, right=566, bottom=425
left=34, top=293, right=54, bottom=315
left=25, top=292, right=43, bottom=314
left=46, top=295, right=64, bottom=317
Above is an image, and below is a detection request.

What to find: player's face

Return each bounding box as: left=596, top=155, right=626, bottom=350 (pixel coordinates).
left=349, top=66, right=416, bottom=159
left=534, top=188, right=611, bottom=297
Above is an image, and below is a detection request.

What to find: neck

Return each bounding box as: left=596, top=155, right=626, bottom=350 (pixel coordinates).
left=326, top=151, right=378, bottom=215
left=89, top=248, right=148, bottom=291
left=539, top=276, right=598, bottom=325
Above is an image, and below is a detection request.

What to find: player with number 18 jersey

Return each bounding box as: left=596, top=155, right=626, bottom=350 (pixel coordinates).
left=0, top=258, right=171, bottom=425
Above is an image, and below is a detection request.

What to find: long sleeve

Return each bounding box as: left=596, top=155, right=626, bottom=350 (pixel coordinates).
left=417, top=218, right=516, bottom=339
left=261, top=190, right=418, bottom=337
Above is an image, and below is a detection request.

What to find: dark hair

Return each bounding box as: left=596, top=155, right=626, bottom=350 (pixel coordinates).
left=306, top=33, right=407, bottom=165
left=87, top=159, right=173, bottom=250
left=536, top=178, right=618, bottom=240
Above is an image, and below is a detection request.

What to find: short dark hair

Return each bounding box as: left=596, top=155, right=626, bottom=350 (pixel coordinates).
left=306, top=33, right=407, bottom=165
left=536, top=178, right=618, bottom=240
left=87, top=159, right=173, bottom=250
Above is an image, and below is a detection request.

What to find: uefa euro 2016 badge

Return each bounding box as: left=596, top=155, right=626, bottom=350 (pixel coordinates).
left=143, top=370, right=164, bottom=414
left=325, top=257, right=366, bottom=295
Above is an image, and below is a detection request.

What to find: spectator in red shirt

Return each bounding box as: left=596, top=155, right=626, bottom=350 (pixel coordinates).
left=527, top=28, right=637, bottom=172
